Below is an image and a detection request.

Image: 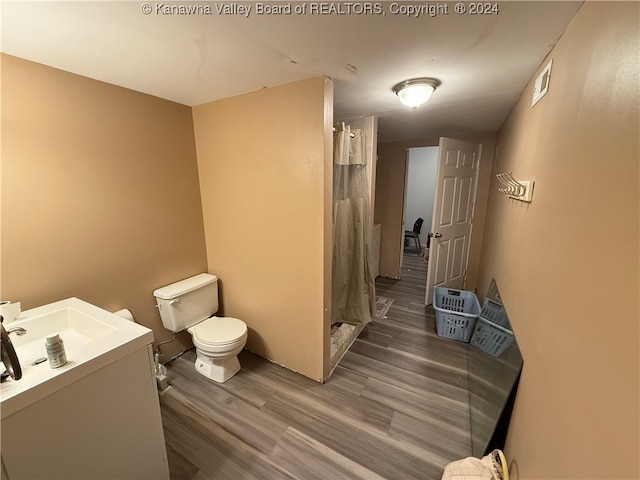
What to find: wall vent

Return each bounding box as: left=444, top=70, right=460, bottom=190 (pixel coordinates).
left=532, top=59, right=553, bottom=107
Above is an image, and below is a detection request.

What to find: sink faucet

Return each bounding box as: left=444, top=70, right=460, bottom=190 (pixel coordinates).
left=7, top=326, right=26, bottom=336
left=1, top=315, right=23, bottom=381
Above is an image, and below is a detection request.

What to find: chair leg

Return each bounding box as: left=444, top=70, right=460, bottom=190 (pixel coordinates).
left=413, top=237, right=420, bottom=254
left=416, top=236, right=422, bottom=254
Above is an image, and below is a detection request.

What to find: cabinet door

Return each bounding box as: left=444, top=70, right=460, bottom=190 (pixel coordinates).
left=2, top=347, right=169, bottom=479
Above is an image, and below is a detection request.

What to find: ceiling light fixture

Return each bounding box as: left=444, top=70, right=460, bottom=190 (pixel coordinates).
left=392, top=78, right=441, bottom=110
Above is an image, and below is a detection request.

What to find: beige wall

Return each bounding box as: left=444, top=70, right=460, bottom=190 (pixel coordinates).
left=1, top=55, right=208, bottom=360
left=375, top=133, right=496, bottom=291
left=477, top=3, right=639, bottom=477
left=192, top=77, right=332, bottom=381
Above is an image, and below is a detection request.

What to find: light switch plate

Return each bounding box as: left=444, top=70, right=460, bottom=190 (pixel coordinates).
left=532, top=59, right=553, bottom=106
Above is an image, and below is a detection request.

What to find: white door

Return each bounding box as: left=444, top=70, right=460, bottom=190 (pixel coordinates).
left=424, top=138, right=480, bottom=305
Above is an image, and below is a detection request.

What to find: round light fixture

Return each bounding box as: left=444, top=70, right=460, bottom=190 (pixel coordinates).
left=392, top=78, right=441, bottom=110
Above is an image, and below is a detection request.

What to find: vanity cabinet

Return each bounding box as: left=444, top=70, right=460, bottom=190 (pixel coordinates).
left=1, top=344, right=169, bottom=479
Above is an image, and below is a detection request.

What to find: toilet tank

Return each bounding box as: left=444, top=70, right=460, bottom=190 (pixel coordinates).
left=153, top=273, right=219, bottom=332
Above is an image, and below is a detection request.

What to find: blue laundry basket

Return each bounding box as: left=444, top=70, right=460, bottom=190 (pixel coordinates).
left=433, top=287, right=481, bottom=343
left=470, top=317, right=515, bottom=357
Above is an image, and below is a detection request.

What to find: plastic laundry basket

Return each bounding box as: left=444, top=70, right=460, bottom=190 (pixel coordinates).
left=433, top=288, right=481, bottom=343
left=470, top=317, right=515, bottom=357
left=480, top=297, right=510, bottom=328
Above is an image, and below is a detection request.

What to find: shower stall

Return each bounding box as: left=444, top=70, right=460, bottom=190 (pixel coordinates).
left=330, top=116, right=377, bottom=367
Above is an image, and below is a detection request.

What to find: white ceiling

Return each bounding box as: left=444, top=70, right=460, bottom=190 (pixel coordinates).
left=1, top=1, right=582, bottom=142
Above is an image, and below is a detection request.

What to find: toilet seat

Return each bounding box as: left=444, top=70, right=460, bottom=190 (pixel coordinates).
left=189, top=316, right=247, bottom=347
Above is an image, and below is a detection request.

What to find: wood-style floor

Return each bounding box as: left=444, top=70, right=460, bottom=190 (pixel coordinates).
left=160, top=249, right=472, bottom=480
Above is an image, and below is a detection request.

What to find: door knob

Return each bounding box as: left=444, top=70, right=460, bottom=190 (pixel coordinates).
left=429, top=232, right=443, bottom=238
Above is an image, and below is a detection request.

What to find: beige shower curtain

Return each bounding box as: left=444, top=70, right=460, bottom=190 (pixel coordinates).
left=332, top=123, right=375, bottom=326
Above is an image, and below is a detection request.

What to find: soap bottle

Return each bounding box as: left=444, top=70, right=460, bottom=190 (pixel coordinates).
left=45, top=333, right=67, bottom=368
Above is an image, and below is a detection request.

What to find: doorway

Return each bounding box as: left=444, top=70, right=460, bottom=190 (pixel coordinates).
left=401, top=146, right=438, bottom=265
left=397, top=139, right=482, bottom=305
left=374, top=137, right=488, bottom=299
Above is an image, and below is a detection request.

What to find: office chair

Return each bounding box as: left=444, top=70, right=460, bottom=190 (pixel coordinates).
left=404, top=218, right=424, bottom=254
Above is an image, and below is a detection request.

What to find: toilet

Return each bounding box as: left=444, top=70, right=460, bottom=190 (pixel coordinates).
left=153, top=273, right=248, bottom=383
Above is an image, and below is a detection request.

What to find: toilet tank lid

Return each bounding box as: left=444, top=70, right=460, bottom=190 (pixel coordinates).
left=153, top=273, right=217, bottom=300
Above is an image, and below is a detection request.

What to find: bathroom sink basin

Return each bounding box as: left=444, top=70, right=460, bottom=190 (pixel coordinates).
left=0, top=297, right=154, bottom=418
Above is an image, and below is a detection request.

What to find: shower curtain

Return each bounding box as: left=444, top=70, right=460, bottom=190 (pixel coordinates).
left=332, top=123, right=375, bottom=326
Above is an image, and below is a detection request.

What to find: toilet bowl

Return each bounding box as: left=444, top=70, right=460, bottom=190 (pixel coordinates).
left=153, top=273, right=248, bottom=383
left=188, top=316, right=247, bottom=382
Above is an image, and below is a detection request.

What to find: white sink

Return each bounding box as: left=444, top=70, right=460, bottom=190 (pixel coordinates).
left=0, top=297, right=154, bottom=418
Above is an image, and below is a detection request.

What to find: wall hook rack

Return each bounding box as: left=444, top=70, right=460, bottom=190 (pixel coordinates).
left=496, top=172, right=534, bottom=202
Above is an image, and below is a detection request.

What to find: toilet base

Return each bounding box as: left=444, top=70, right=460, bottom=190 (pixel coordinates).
left=193, top=351, right=241, bottom=383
